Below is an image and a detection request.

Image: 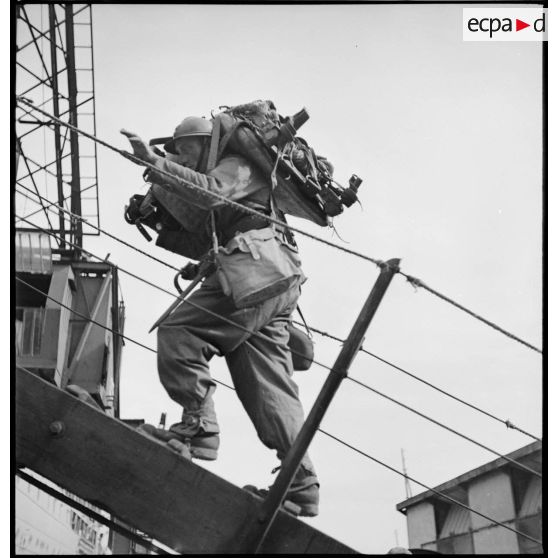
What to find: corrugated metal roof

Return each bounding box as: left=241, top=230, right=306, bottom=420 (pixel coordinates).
left=439, top=504, right=471, bottom=537
left=15, top=232, right=52, bottom=274
left=519, top=477, right=541, bottom=517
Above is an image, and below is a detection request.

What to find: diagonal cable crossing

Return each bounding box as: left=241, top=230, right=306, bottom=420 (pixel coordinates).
left=15, top=100, right=385, bottom=267
left=14, top=214, right=543, bottom=479
left=16, top=182, right=182, bottom=274
left=14, top=326, right=542, bottom=548
left=318, top=430, right=542, bottom=547
left=15, top=191, right=542, bottom=444
left=346, top=376, right=541, bottom=477
left=15, top=96, right=543, bottom=354
left=294, top=320, right=542, bottom=442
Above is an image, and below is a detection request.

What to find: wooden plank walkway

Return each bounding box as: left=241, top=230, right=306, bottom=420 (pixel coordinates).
left=15, top=368, right=357, bottom=554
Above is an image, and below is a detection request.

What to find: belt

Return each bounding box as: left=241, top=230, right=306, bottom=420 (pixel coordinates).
left=220, top=213, right=271, bottom=246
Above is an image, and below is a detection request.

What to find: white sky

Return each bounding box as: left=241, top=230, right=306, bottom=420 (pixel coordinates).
left=10, top=3, right=552, bottom=555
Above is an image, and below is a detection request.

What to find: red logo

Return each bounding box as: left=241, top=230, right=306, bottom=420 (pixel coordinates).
left=516, top=19, right=530, bottom=31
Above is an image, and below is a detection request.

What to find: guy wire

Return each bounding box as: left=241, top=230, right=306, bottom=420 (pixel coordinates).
left=16, top=97, right=542, bottom=355
left=16, top=213, right=541, bottom=480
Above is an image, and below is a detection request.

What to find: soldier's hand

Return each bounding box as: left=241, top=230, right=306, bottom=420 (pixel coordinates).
left=120, top=129, right=159, bottom=165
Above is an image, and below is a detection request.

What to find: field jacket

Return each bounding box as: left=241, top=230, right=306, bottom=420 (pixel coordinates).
left=147, top=154, right=304, bottom=304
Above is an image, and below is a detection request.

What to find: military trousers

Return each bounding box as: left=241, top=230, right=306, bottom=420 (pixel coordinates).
left=157, top=271, right=316, bottom=475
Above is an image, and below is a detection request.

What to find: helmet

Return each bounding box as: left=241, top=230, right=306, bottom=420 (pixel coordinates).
left=164, top=116, right=212, bottom=154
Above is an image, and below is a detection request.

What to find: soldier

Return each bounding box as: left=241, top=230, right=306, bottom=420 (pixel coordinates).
left=121, top=116, right=319, bottom=516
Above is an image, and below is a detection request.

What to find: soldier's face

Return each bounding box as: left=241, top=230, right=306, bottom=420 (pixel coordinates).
left=174, top=137, right=205, bottom=169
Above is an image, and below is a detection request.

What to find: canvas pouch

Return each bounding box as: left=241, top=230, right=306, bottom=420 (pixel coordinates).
left=215, top=227, right=304, bottom=308
left=287, top=323, right=314, bottom=371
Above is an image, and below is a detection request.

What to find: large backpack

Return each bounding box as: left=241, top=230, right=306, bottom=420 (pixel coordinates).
left=210, top=100, right=362, bottom=227
left=148, top=100, right=362, bottom=228
left=135, top=100, right=363, bottom=259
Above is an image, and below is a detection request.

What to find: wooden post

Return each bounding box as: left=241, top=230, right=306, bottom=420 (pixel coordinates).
left=238, top=258, right=401, bottom=553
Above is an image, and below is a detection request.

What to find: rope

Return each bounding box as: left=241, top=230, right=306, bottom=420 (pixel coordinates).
left=400, top=271, right=542, bottom=354
left=16, top=98, right=385, bottom=266
left=293, top=320, right=541, bottom=442
left=317, top=430, right=542, bottom=546
left=346, top=377, right=541, bottom=478
left=16, top=97, right=542, bottom=356
left=17, top=210, right=543, bottom=470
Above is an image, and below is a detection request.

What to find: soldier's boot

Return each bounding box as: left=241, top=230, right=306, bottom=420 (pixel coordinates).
left=244, top=467, right=319, bottom=517
left=138, top=417, right=219, bottom=461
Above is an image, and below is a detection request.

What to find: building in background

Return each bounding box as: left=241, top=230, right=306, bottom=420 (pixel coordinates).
left=15, top=474, right=110, bottom=555
left=15, top=232, right=124, bottom=411
left=14, top=231, right=125, bottom=555
left=396, top=441, right=542, bottom=554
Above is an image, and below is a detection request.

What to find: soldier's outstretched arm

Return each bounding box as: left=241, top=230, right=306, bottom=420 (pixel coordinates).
left=120, top=129, right=159, bottom=165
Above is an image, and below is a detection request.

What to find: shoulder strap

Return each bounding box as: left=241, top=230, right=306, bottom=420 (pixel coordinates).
left=208, top=117, right=222, bottom=248
left=268, top=145, right=288, bottom=234
left=207, top=116, right=222, bottom=173
left=296, top=305, right=313, bottom=338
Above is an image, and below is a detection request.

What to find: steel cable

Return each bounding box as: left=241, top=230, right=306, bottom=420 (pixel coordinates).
left=294, top=320, right=541, bottom=442
left=14, top=356, right=542, bottom=547
left=15, top=276, right=232, bottom=394
left=16, top=97, right=542, bottom=355
left=317, top=430, right=542, bottom=547
left=400, top=271, right=543, bottom=354
left=15, top=20, right=544, bottom=553
left=16, top=213, right=542, bottom=480
left=13, top=223, right=335, bottom=377
left=17, top=187, right=542, bottom=445
left=13, top=300, right=542, bottom=547
left=14, top=277, right=542, bottom=546
left=346, top=376, right=541, bottom=478
left=15, top=99, right=385, bottom=266
left=16, top=182, right=183, bottom=274
left=15, top=182, right=543, bottom=439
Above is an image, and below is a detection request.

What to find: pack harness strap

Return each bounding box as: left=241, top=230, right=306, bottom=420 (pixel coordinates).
left=296, top=305, right=313, bottom=339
